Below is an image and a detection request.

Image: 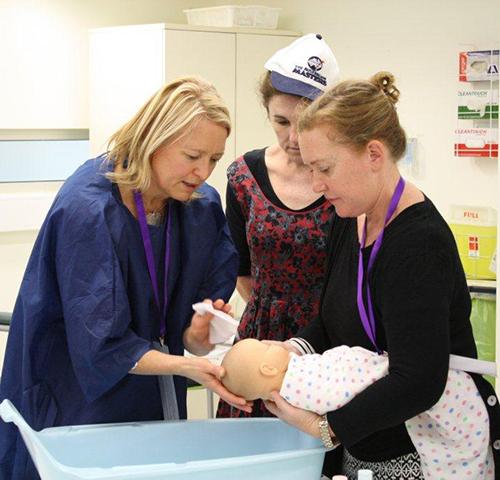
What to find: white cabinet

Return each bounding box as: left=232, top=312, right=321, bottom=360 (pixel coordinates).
left=89, top=23, right=299, bottom=200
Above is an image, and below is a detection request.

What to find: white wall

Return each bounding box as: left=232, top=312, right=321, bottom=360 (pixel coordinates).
left=204, top=0, right=500, bottom=217
left=0, top=0, right=209, bottom=129
left=0, top=0, right=209, bottom=312
left=0, top=0, right=498, bottom=309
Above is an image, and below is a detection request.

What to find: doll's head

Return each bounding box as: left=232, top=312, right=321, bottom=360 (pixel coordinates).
left=221, top=339, right=290, bottom=401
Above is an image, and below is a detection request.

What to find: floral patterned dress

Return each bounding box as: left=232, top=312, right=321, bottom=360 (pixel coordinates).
left=217, top=152, right=334, bottom=418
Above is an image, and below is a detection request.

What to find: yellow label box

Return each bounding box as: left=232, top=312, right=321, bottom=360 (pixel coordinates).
left=448, top=205, right=497, bottom=280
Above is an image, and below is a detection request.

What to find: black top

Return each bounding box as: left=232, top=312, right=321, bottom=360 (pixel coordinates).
left=299, top=197, right=477, bottom=461
left=225, top=148, right=325, bottom=275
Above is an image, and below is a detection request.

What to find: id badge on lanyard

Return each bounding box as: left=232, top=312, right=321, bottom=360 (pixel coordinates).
left=356, top=177, right=405, bottom=353
left=134, top=191, right=179, bottom=420
left=133, top=191, right=171, bottom=344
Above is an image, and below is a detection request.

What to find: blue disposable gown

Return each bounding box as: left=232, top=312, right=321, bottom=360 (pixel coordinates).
left=0, top=157, right=238, bottom=479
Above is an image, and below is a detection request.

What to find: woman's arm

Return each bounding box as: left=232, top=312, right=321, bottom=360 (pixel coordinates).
left=264, top=392, right=336, bottom=445
left=327, top=250, right=453, bottom=449
left=226, top=183, right=252, bottom=277
left=236, top=275, right=252, bottom=302
left=132, top=347, right=252, bottom=413
left=131, top=298, right=250, bottom=412
left=295, top=314, right=335, bottom=354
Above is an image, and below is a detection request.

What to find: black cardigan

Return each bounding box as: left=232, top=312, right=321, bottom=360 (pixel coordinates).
left=300, top=196, right=478, bottom=461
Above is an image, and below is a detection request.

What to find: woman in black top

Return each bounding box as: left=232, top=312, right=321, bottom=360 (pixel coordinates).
left=264, top=72, right=500, bottom=478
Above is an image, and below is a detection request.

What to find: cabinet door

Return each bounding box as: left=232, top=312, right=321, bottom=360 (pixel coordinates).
left=165, top=30, right=236, bottom=202
left=235, top=34, right=299, bottom=158
left=89, top=25, right=166, bottom=156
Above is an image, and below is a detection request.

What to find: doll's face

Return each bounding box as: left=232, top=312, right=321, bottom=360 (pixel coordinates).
left=221, top=339, right=290, bottom=400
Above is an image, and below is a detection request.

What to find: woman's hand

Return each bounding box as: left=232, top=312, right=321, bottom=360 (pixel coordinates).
left=181, top=356, right=252, bottom=413
left=264, top=391, right=323, bottom=439
left=131, top=349, right=252, bottom=413
left=184, top=298, right=232, bottom=356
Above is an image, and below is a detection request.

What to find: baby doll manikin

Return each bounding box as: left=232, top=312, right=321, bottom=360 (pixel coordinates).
left=221, top=339, right=290, bottom=400
left=221, top=338, right=494, bottom=480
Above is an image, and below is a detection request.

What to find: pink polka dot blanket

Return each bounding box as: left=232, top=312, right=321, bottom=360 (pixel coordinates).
left=279, top=346, right=494, bottom=479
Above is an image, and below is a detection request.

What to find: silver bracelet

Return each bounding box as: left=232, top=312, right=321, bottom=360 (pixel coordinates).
left=318, top=414, right=335, bottom=449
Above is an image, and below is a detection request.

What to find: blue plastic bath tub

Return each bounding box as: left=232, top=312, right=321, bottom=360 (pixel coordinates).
left=0, top=399, right=326, bottom=479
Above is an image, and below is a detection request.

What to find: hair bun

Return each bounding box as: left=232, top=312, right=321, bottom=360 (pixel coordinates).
left=370, top=71, right=400, bottom=105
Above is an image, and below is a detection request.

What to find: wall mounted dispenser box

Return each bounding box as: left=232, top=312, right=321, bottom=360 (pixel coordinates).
left=449, top=205, right=497, bottom=280
left=459, top=50, right=499, bottom=81
left=454, top=127, right=498, bottom=157
left=458, top=89, right=499, bottom=120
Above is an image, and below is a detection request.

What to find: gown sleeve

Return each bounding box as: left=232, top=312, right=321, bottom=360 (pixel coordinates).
left=54, top=202, right=152, bottom=402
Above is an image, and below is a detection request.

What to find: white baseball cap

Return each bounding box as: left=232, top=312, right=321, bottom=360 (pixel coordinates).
left=264, top=33, right=340, bottom=100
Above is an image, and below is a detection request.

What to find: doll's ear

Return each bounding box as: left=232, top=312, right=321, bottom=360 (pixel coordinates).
left=259, top=363, right=278, bottom=377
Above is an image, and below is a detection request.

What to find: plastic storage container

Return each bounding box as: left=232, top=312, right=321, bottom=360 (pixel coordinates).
left=470, top=292, right=496, bottom=387
left=0, top=399, right=325, bottom=480
left=448, top=205, right=497, bottom=280
left=183, top=5, right=281, bottom=29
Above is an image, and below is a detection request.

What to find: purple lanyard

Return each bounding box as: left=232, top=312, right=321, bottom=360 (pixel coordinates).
left=133, top=191, right=171, bottom=339
left=357, top=177, right=405, bottom=353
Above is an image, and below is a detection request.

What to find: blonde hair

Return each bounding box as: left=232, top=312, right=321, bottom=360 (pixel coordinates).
left=106, top=76, right=231, bottom=191
left=298, top=71, right=406, bottom=160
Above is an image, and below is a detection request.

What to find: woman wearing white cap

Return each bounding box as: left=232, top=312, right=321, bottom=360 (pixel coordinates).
left=217, top=34, right=339, bottom=420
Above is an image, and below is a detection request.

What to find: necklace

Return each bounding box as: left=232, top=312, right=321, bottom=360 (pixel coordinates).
left=146, top=210, right=165, bottom=226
